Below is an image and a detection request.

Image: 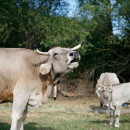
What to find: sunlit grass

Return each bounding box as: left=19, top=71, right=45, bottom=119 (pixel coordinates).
left=0, top=97, right=130, bottom=130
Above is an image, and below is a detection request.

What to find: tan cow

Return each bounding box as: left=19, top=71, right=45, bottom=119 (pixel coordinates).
left=0, top=43, right=84, bottom=130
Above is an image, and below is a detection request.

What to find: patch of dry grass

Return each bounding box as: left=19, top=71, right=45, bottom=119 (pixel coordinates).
left=0, top=97, right=130, bottom=130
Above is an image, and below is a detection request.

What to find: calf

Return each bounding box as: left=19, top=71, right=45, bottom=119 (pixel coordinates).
left=97, top=83, right=130, bottom=127
left=96, top=72, right=120, bottom=107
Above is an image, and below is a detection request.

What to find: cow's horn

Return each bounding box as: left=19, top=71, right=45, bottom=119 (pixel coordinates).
left=71, top=41, right=85, bottom=51
left=34, top=49, right=50, bottom=55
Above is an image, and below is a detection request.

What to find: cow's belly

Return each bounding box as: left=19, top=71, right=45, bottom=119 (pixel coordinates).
left=28, top=85, right=52, bottom=108
left=0, top=76, right=13, bottom=103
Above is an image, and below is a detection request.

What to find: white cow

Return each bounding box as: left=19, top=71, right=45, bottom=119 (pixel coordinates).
left=97, top=83, right=130, bottom=127
left=96, top=72, right=120, bottom=107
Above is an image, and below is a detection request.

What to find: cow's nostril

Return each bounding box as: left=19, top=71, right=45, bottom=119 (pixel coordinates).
left=103, top=105, right=108, bottom=108
left=69, top=52, right=74, bottom=56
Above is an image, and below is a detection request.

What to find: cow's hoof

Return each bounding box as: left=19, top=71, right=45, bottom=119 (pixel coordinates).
left=115, top=124, right=119, bottom=127
left=109, top=122, right=113, bottom=126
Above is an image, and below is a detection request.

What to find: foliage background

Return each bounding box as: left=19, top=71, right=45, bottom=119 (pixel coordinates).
left=0, top=0, right=130, bottom=87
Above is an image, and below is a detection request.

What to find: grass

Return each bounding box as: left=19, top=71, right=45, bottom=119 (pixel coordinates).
left=0, top=97, right=130, bottom=130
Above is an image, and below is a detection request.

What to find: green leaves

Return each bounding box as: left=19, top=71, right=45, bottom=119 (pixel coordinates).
left=0, top=0, right=129, bottom=82
left=76, top=0, right=130, bottom=82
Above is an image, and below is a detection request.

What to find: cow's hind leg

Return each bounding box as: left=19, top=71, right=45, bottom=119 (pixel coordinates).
left=10, top=91, right=29, bottom=130
left=109, top=108, right=115, bottom=125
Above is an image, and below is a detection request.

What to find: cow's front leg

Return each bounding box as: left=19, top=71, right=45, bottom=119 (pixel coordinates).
left=109, top=108, right=115, bottom=125
left=11, top=90, right=29, bottom=130
left=17, top=106, right=28, bottom=130
left=114, top=105, right=121, bottom=127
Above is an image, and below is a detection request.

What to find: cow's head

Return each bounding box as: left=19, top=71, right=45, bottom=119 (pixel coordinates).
left=96, top=73, right=120, bottom=107
left=35, top=42, right=84, bottom=81
left=96, top=85, right=112, bottom=108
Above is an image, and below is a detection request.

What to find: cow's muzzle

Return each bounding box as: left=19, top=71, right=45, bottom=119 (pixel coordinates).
left=103, top=104, right=109, bottom=108
left=69, top=51, right=80, bottom=62
left=67, top=51, right=80, bottom=69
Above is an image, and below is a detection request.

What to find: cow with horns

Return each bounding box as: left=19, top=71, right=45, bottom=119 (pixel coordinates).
left=0, top=42, right=84, bottom=130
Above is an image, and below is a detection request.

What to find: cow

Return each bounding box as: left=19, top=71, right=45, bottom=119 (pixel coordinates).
left=0, top=43, right=83, bottom=130
left=96, top=72, right=120, bottom=107
left=97, top=83, right=130, bottom=127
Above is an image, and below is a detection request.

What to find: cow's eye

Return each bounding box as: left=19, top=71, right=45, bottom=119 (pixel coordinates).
left=53, top=52, right=58, bottom=57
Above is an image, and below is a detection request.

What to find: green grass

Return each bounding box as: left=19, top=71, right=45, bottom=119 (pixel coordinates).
left=0, top=97, right=130, bottom=130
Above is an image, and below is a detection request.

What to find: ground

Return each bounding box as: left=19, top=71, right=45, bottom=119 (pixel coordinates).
left=0, top=97, right=130, bottom=130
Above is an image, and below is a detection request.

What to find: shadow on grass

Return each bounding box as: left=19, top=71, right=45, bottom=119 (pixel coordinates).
left=89, top=105, right=102, bottom=109
left=0, top=122, right=55, bottom=130
left=90, top=119, right=108, bottom=124
left=89, top=105, right=108, bottom=111
left=89, top=105, right=108, bottom=114
left=90, top=119, right=130, bottom=124
left=118, top=120, right=130, bottom=123
left=0, top=123, right=10, bottom=130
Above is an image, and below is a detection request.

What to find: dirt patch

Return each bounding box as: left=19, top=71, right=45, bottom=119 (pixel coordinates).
left=58, top=78, right=95, bottom=99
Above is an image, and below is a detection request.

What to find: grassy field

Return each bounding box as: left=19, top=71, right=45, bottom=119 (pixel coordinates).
left=0, top=97, right=130, bottom=130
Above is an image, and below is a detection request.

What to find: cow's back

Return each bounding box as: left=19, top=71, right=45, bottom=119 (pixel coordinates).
left=0, top=48, right=36, bottom=80
left=0, top=48, right=41, bottom=102
left=97, top=72, right=120, bottom=86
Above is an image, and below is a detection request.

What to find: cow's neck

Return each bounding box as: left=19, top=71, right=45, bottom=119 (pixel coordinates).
left=49, top=72, right=56, bottom=86
left=111, top=83, right=130, bottom=106
left=28, top=70, right=55, bottom=107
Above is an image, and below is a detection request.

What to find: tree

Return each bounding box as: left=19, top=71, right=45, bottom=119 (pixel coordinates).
left=0, top=0, right=129, bottom=83
left=0, top=0, right=68, bottom=48
left=77, top=0, right=130, bottom=82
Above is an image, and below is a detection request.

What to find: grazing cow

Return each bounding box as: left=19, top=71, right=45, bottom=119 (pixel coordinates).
left=0, top=43, right=83, bottom=130
left=97, top=83, right=130, bottom=127
left=96, top=72, right=120, bottom=107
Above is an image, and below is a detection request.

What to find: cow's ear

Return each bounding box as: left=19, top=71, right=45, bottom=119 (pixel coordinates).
left=39, top=63, right=52, bottom=75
